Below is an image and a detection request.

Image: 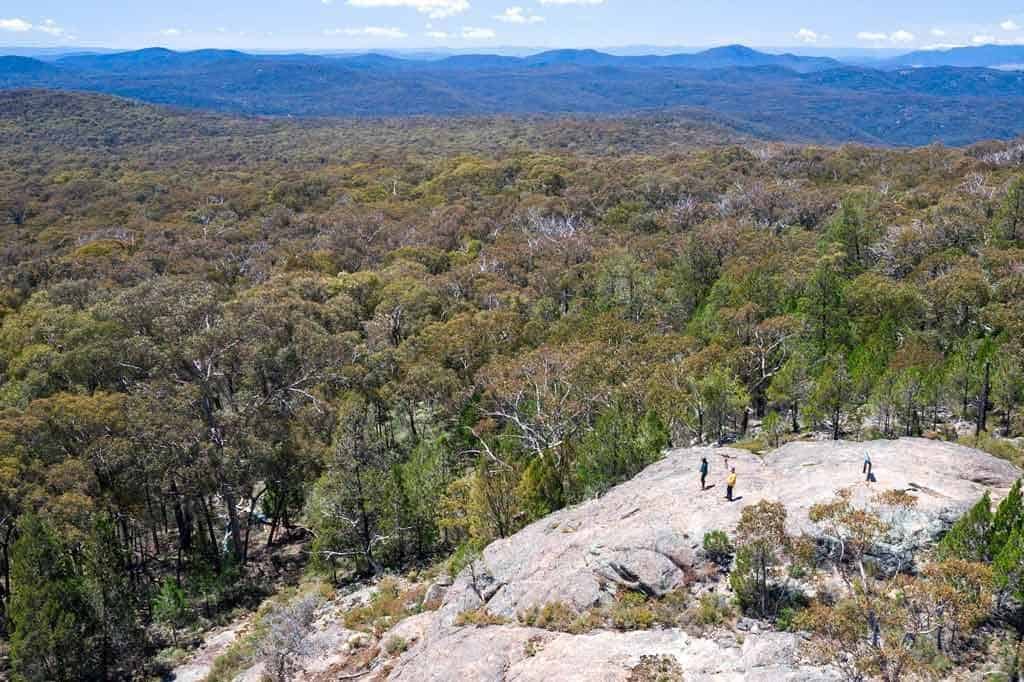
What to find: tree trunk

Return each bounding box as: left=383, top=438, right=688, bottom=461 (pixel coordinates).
left=242, top=487, right=267, bottom=565
left=199, top=495, right=221, bottom=571
left=977, top=360, right=991, bottom=436
left=223, top=486, right=244, bottom=565
left=173, top=496, right=193, bottom=553
left=407, top=406, right=418, bottom=442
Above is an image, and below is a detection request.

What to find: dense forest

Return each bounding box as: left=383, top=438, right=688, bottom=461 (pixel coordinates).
left=1, top=89, right=1024, bottom=679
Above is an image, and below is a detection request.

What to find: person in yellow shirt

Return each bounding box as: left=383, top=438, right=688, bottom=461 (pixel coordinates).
left=726, top=467, right=737, bottom=502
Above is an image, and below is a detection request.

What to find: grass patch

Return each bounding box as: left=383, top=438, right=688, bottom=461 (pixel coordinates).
left=959, top=434, right=1024, bottom=468
left=518, top=588, right=703, bottom=635
left=344, top=577, right=425, bottom=634
left=732, top=437, right=767, bottom=455
left=383, top=635, right=409, bottom=656
left=454, top=607, right=510, bottom=627
left=204, top=631, right=260, bottom=682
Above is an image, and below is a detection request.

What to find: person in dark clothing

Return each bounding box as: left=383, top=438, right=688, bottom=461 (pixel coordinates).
left=863, top=452, right=872, bottom=481
left=700, top=457, right=709, bottom=490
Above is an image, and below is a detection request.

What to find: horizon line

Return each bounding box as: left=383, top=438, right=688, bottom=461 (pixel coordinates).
left=0, top=42, right=979, bottom=55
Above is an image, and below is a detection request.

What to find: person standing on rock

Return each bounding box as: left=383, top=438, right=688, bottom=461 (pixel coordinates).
left=863, top=452, right=873, bottom=480
left=726, top=468, right=737, bottom=501
left=700, top=457, right=709, bottom=490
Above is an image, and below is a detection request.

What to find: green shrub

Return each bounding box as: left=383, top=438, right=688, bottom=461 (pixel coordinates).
left=702, top=530, right=734, bottom=566
left=516, top=456, right=564, bottom=522
left=775, top=606, right=801, bottom=632
left=695, top=593, right=731, bottom=625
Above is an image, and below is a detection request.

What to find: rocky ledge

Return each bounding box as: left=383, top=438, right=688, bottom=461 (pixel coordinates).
left=388, top=438, right=1021, bottom=681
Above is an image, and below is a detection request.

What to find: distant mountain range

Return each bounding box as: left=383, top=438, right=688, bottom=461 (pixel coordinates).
left=3, top=44, right=1024, bottom=146
left=878, top=44, right=1024, bottom=70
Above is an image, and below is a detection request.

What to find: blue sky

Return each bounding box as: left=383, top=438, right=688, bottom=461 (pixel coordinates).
left=2, top=1, right=1024, bottom=51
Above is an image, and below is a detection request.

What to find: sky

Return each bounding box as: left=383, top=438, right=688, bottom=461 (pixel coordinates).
left=2, top=1, right=1024, bottom=52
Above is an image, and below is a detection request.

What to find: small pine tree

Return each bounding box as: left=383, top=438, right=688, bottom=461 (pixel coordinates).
left=993, top=525, right=1024, bottom=634
left=153, top=579, right=190, bottom=632
left=9, top=515, right=98, bottom=682
left=762, top=411, right=784, bottom=448
left=938, top=492, right=994, bottom=562
left=991, top=479, right=1023, bottom=559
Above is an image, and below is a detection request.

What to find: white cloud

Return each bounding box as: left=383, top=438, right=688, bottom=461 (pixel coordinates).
left=1002, top=19, right=1020, bottom=31
left=921, top=43, right=967, bottom=51
left=857, top=29, right=915, bottom=43
left=461, top=26, right=496, bottom=39
left=160, top=28, right=182, bottom=36
left=973, top=35, right=996, bottom=45
left=326, top=25, right=408, bottom=38
left=495, top=6, right=544, bottom=24
left=346, top=0, right=470, bottom=19
left=930, top=28, right=946, bottom=37
left=426, top=30, right=449, bottom=39
left=538, top=0, right=604, bottom=4
left=0, top=17, right=32, bottom=32
left=795, top=28, right=819, bottom=44
left=37, top=19, right=65, bottom=36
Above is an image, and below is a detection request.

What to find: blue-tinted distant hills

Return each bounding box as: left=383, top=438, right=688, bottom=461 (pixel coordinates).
left=416, top=45, right=841, bottom=72
left=0, top=56, right=62, bottom=76
left=56, top=48, right=256, bottom=73
left=3, top=44, right=1024, bottom=145
left=880, top=44, right=1024, bottom=70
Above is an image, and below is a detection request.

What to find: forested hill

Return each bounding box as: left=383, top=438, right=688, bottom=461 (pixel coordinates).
left=3, top=46, right=1024, bottom=145
left=1, top=91, right=1024, bottom=678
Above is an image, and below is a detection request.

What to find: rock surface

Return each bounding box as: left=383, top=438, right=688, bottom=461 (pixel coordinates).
left=391, top=438, right=1021, bottom=681
left=388, top=625, right=835, bottom=681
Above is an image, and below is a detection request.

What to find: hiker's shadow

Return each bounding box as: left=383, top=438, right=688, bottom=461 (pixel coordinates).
left=703, top=485, right=717, bottom=491
left=730, top=496, right=744, bottom=503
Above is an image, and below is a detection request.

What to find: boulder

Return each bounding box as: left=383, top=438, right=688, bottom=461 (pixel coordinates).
left=422, top=576, right=452, bottom=611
